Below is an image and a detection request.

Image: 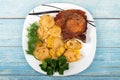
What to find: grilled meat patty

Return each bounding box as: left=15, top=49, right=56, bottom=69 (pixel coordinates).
left=54, top=9, right=87, bottom=42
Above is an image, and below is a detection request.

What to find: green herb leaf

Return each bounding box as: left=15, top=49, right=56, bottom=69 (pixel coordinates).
left=39, top=61, right=47, bottom=71
left=59, top=63, right=69, bottom=70
left=58, top=69, right=64, bottom=75
left=26, top=22, right=41, bottom=55
left=39, top=56, right=69, bottom=75
left=47, top=67, right=53, bottom=75
left=58, top=56, right=67, bottom=66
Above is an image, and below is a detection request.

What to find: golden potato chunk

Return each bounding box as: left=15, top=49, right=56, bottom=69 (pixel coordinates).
left=34, top=46, right=51, bottom=61
left=49, top=25, right=61, bottom=37
left=49, top=49, right=57, bottom=59
left=46, top=36, right=64, bottom=49
left=65, top=39, right=82, bottom=49
left=40, top=15, right=55, bottom=28
left=56, top=46, right=65, bottom=57
left=37, top=27, right=49, bottom=40
left=64, top=49, right=82, bottom=62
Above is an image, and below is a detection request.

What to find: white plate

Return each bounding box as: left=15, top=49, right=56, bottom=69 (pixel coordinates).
left=22, top=3, right=96, bottom=76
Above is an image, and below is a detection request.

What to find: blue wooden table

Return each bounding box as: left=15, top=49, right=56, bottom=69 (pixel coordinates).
left=0, top=0, right=120, bottom=80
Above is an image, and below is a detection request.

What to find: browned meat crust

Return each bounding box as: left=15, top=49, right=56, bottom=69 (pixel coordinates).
left=54, top=9, right=87, bottom=42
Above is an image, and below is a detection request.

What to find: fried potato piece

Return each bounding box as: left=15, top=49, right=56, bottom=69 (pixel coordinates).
left=56, top=46, right=65, bottom=57
left=40, top=15, right=55, bottom=28
left=49, top=49, right=57, bottom=59
left=37, top=27, right=49, bottom=40
left=65, top=39, right=82, bottom=49
left=46, top=36, right=64, bottom=49
left=49, top=25, right=61, bottom=37
left=34, top=47, right=51, bottom=61
left=64, top=49, right=82, bottom=62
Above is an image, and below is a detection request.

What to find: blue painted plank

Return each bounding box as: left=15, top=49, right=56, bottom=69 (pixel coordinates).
left=0, top=19, right=120, bottom=47
left=0, top=0, right=120, bottom=18
left=0, top=19, right=23, bottom=46
left=0, top=63, right=120, bottom=76
left=0, top=47, right=120, bottom=76
left=0, top=76, right=119, bottom=80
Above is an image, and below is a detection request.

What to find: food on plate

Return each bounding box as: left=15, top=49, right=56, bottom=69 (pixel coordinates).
left=49, top=49, right=57, bottom=59
left=55, top=9, right=87, bottom=42
left=39, top=56, right=69, bottom=75
left=27, top=9, right=86, bottom=75
left=40, top=15, right=55, bottom=28
left=46, top=36, right=64, bottom=49
left=37, top=27, right=49, bottom=40
left=48, top=25, right=61, bottom=37
left=56, top=46, right=65, bottom=57
left=26, top=22, right=41, bottom=55
left=64, top=49, right=82, bottom=62
left=65, top=39, right=82, bottom=49
left=34, top=47, right=51, bottom=61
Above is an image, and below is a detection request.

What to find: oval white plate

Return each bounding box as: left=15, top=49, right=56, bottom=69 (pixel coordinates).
left=22, top=3, right=96, bottom=76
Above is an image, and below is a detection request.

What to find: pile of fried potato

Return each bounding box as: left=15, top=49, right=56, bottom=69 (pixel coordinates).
left=34, top=15, right=82, bottom=62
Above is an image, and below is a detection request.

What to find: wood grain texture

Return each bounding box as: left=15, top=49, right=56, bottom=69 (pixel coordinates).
left=0, top=19, right=120, bottom=47
left=0, top=76, right=120, bottom=80
left=0, top=0, right=120, bottom=18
